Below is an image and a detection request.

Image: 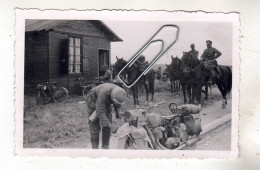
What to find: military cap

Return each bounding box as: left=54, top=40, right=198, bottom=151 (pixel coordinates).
left=206, top=40, right=212, bottom=44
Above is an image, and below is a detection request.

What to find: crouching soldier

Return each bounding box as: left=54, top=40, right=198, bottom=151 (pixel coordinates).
left=85, top=83, right=127, bottom=149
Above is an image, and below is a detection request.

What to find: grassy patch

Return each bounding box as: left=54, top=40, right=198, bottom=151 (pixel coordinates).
left=23, top=81, right=228, bottom=148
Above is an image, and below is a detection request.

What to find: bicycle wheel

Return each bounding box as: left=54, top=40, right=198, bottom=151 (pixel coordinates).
left=53, top=87, right=68, bottom=103
left=82, top=84, right=94, bottom=98
left=36, top=91, right=45, bottom=105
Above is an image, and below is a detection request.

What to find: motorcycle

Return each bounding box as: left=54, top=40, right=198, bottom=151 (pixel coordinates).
left=36, top=82, right=68, bottom=105
left=116, top=102, right=202, bottom=150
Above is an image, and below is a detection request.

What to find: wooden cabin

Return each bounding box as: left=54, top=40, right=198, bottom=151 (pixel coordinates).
left=24, top=20, right=122, bottom=94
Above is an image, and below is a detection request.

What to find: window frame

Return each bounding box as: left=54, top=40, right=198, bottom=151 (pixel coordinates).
left=68, top=37, right=82, bottom=74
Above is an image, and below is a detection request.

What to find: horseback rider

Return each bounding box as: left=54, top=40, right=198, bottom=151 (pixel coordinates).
left=200, top=40, right=222, bottom=85
left=85, top=83, right=127, bottom=149
left=188, top=44, right=199, bottom=59
left=136, top=55, right=148, bottom=72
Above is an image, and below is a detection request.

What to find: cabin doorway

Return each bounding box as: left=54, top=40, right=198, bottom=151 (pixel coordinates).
left=99, top=49, right=110, bottom=76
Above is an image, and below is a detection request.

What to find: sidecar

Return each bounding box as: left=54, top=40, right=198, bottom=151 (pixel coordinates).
left=116, top=104, right=202, bottom=150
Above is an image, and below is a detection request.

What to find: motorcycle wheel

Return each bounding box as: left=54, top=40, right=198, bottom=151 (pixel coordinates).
left=36, top=91, right=45, bottom=105
left=53, top=87, right=68, bottom=103
left=82, top=84, right=94, bottom=98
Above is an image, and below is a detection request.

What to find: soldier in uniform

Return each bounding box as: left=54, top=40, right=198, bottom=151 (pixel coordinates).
left=156, top=67, right=162, bottom=80
left=200, top=40, right=222, bottom=85
left=100, top=65, right=112, bottom=83
left=85, top=83, right=127, bottom=149
left=188, top=44, right=199, bottom=59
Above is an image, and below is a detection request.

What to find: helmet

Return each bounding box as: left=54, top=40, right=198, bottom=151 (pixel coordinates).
left=111, top=87, right=126, bottom=105
left=164, top=137, right=180, bottom=149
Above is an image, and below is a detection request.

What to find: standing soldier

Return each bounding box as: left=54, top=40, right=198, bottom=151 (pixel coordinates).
left=85, top=83, right=127, bottom=149
left=156, top=67, right=162, bottom=80
left=201, top=40, right=222, bottom=85
left=100, top=65, right=112, bottom=83
left=188, top=44, right=199, bottom=59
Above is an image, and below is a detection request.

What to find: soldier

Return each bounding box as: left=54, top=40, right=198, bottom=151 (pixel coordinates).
left=200, top=40, right=222, bottom=85
left=100, top=65, right=112, bottom=83
left=188, top=44, right=199, bottom=59
left=136, top=55, right=148, bottom=72
left=85, top=83, right=127, bottom=149
left=156, top=67, right=162, bottom=80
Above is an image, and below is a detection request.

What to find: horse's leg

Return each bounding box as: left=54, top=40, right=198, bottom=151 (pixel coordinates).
left=205, top=85, right=208, bottom=101
left=216, top=82, right=227, bottom=108
left=149, top=81, right=155, bottom=102
left=170, top=78, right=173, bottom=93
left=178, top=81, right=181, bottom=95
left=196, top=85, right=203, bottom=105
left=131, top=87, right=136, bottom=105
left=181, top=83, right=187, bottom=104
left=144, top=81, right=149, bottom=102
left=222, top=82, right=228, bottom=105
left=136, top=85, right=139, bottom=105
left=173, top=80, right=176, bottom=92
left=187, top=84, right=192, bottom=104
left=176, top=81, right=179, bottom=95
left=191, top=84, right=196, bottom=104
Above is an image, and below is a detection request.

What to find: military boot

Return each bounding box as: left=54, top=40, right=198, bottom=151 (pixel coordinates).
left=216, top=66, right=222, bottom=79
left=102, top=127, right=111, bottom=149
left=90, top=133, right=99, bottom=149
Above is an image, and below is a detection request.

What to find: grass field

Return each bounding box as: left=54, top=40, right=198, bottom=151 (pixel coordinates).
left=23, top=80, right=230, bottom=148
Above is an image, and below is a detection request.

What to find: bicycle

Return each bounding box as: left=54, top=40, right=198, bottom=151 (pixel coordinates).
left=80, top=77, right=103, bottom=98
left=36, top=82, right=69, bottom=105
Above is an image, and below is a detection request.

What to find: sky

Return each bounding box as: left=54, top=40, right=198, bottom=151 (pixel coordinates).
left=103, top=20, right=233, bottom=66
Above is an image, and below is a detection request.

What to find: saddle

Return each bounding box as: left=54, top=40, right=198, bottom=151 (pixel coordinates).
left=203, top=60, right=221, bottom=78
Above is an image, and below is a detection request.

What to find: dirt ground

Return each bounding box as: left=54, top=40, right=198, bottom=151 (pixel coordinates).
left=23, top=80, right=231, bottom=148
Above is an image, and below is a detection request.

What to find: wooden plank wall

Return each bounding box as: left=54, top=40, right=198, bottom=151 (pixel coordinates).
left=24, top=31, right=48, bottom=94
left=48, top=31, right=69, bottom=90
left=48, top=31, right=111, bottom=94
left=47, top=21, right=111, bottom=94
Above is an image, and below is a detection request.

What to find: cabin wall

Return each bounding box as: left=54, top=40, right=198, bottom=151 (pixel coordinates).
left=24, top=31, right=48, bottom=94
left=48, top=31, right=111, bottom=94
left=48, top=31, right=69, bottom=89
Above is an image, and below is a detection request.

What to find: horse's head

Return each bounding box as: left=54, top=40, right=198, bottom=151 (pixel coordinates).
left=181, top=52, right=200, bottom=70
left=171, top=56, right=181, bottom=69
left=113, top=56, right=127, bottom=75
left=163, top=64, right=171, bottom=78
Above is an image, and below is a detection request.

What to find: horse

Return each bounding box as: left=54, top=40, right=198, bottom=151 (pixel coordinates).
left=204, top=62, right=232, bottom=108
left=113, top=57, right=156, bottom=105
left=165, top=52, right=208, bottom=104
left=163, top=56, right=181, bottom=94
left=179, top=52, right=232, bottom=107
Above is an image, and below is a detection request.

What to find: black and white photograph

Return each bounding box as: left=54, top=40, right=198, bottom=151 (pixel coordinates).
left=15, top=10, right=239, bottom=158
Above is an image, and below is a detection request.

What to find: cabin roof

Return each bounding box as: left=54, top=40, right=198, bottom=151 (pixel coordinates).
left=25, top=20, right=123, bottom=42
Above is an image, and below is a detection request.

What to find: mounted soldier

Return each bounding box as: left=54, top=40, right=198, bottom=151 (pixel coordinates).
left=188, top=44, right=199, bottom=59
left=200, top=40, right=222, bottom=85
left=136, top=55, right=149, bottom=72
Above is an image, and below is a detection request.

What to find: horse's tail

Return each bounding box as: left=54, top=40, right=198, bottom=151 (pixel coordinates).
left=226, top=66, right=232, bottom=94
